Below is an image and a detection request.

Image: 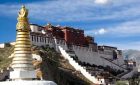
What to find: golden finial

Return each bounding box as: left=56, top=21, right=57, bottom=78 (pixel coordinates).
left=18, top=5, right=28, bottom=18
left=16, top=5, right=29, bottom=30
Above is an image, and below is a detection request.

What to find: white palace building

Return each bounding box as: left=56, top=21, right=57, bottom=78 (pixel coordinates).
left=30, top=24, right=125, bottom=70
left=29, top=23, right=136, bottom=84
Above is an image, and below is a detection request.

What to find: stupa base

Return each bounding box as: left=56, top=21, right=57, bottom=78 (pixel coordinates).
left=10, top=70, right=36, bottom=80
left=0, top=80, right=57, bottom=85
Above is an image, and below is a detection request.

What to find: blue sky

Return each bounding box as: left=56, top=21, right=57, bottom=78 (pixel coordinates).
left=0, top=0, right=140, bottom=50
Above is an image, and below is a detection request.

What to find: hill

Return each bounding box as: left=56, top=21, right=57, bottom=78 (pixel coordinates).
left=0, top=44, right=132, bottom=85
left=123, top=49, right=140, bottom=61
left=0, top=44, right=92, bottom=85
left=0, top=44, right=14, bottom=69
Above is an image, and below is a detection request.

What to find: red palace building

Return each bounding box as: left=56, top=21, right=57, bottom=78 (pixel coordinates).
left=30, top=23, right=98, bottom=49
left=30, top=23, right=122, bottom=54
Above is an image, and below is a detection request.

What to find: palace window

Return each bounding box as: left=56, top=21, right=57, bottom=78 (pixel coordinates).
left=44, top=37, right=46, bottom=43
left=40, top=37, right=42, bottom=42
left=34, top=36, right=36, bottom=42
left=31, top=35, right=34, bottom=41
left=37, top=36, right=38, bottom=42
left=42, top=37, right=44, bottom=42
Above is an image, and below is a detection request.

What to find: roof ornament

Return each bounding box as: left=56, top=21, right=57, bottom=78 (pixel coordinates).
left=18, top=5, right=28, bottom=18
left=16, top=5, right=29, bottom=30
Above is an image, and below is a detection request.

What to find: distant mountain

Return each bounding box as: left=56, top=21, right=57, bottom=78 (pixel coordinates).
left=122, top=49, right=140, bottom=62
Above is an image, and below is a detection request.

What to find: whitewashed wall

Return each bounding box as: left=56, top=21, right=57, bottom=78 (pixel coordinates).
left=30, top=34, right=125, bottom=71
left=72, top=46, right=125, bottom=71
left=99, top=51, right=113, bottom=60
left=30, top=25, right=42, bottom=33
left=0, top=44, right=5, bottom=48
left=30, top=35, right=54, bottom=48
left=113, top=55, right=125, bottom=67
left=30, top=35, right=68, bottom=52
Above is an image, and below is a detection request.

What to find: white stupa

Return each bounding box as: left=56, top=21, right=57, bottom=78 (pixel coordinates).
left=0, top=5, right=57, bottom=85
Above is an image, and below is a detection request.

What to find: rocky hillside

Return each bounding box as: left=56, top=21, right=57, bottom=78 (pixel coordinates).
left=0, top=44, right=93, bottom=85
left=0, top=44, right=14, bottom=69
left=0, top=44, right=127, bottom=85
left=33, top=45, right=92, bottom=85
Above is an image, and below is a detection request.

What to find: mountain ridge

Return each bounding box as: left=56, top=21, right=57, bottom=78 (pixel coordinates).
left=122, top=49, right=140, bottom=61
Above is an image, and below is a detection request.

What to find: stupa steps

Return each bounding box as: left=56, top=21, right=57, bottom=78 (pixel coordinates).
left=13, top=54, right=32, bottom=57
left=11, top=65, right=33, bottom=68
left=15, top=45, right=31, bottom=48
left=13, top=58, right=32, bottom=61
left=14, top=51, right=32, bottom=54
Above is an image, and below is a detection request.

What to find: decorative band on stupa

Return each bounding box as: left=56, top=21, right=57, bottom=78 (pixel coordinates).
left=10, top=5, right=36, bottom=80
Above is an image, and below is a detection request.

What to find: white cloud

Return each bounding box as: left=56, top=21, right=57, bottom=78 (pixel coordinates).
left=95, top=28, right=107, bottom=35
left=85, top=19, right=140, bottom=37
left=84, top=19, right=140, bottom=51
left=94, top=0, right=109, bottom=4
left=108, top=19, right=140, bottom=37
left=0, top=0, right=139, bottom=22
left=85, top=28, right=107, bottom=36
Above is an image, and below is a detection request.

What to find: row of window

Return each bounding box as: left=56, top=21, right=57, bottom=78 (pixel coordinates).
left=31, top=35, right=52, bottom=43
left=31, top=35, right=67, bottom=46
left=56, top=39, right=65, bottom=45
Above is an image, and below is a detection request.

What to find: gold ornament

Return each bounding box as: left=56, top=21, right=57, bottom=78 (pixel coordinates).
left=18, top=5, right=28, bottom=18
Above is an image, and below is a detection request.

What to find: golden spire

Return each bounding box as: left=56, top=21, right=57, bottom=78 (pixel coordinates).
left=16, top=5, right=29, bottom=31
left=10, top=5, right=36, bottom=80
left=18, top=5, right=28, bottom=18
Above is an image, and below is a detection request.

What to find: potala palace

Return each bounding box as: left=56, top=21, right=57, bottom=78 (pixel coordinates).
left=29, top=23, right=137, bottom=84
left=30, top=23, right=124, bottom=70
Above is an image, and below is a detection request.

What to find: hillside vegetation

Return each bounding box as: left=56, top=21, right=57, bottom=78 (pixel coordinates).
left=33, top=45, right=92, bottom=85
left=0, top=44, right=93, bottom=85
left=0, top=44, right=14, bottom=69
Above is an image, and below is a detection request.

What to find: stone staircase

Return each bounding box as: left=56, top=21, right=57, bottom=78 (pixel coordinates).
left=58, top=46, right=105, bottom=85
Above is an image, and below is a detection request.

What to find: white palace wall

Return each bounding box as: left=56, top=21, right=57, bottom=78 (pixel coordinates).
left=0, top=44, right=5, bottom=48
left=112, top=55, right=124, bottom=66
left=72, top=46, right=125, bottom=71
left=30, top=34, right=125, bottom=71
left=30, top=35, right=55, bottom=48
left=30, top=35, right=68, bottom=51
